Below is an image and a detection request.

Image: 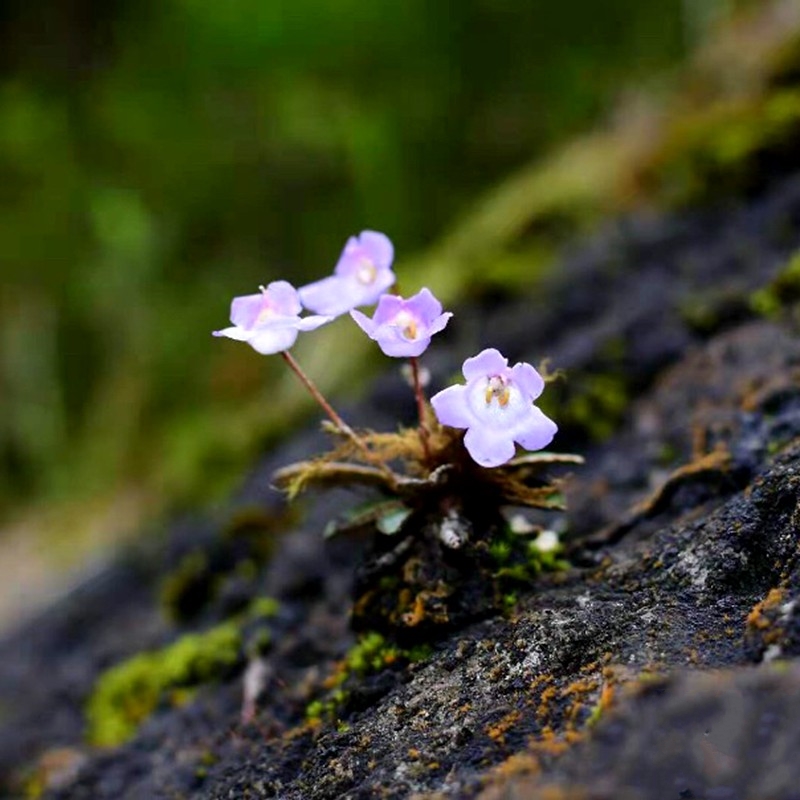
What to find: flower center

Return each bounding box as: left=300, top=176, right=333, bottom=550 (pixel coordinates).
left=356, top=257, right=377, bottom=285
left=484, top=375, right=511, bottom=408
left=393, top=310, right=418, bottom=340
left=255, top=285, right=276, bottom=326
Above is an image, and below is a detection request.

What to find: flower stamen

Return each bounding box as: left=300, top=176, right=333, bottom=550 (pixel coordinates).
left=485, top=375, right=511, bottom=407
left=393, top=310, right=418, bottom=340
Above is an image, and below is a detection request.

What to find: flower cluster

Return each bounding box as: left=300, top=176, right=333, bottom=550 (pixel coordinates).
left=214, top=230, right=557, bottom=469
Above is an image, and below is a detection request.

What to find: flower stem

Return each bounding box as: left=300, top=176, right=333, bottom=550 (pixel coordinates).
left=281, top=351, right=353, bottom=433
left=281, top=351, right=394, bottom=479
left=409, top=356, right=433, bottom=464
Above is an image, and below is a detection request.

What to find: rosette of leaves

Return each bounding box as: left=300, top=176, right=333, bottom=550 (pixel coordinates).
left=273, top=418, right=581, bottom=534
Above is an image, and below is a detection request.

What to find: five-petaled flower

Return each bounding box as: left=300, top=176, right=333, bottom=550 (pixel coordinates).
left=298, top=230, right=396, bottom=317
left=213, top=280, right=331, bottom=355
left=430, top=348, right=557, bottom=468
left=350, top=287, right=452, bottom=358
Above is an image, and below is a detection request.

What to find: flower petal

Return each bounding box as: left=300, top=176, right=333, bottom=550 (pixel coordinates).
left=377, top=333, right=430, bottom=358
left=464, top=425, right=516, bottom=468
left=406, top=287, right=442, bottom=320
left=430, top=384, right=473, bottom=429
left=294, top=314, right=333, bottom=331
left=350, top=309, right=377, bottom=337
left=513, top=406, right=558, bottom=451
left=511, top=362, right=545, bottom=401
left=298, top=275, right=351, bottom=316
left=264, top=280, right=302, bottom=316
left=462, top=348, right=508, bottom=381
left=213, top=325, right=252, bottom=342
left=355, top=230, right=394, bottom=270
left=361, top=269, right=396, bottom=305
left=371, top=294, right=406, bottom=325
left=248, top=326, right=299, bottom=355
left=229, top=294, right=264, bottom=328
left=426, top=312, right=453, bottom=337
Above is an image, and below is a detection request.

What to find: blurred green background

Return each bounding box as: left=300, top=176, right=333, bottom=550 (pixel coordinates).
left=2, top=0, right=734, bottom=532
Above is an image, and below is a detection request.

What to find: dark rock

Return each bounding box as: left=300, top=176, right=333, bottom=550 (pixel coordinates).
left=5, top=174, right=800, bottom=799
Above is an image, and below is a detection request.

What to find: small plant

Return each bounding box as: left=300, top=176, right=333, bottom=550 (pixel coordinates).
left=214, top=231, right=580, bottom=630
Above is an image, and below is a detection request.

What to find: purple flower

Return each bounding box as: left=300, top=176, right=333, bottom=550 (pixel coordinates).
left=298, top=230, right=396, bottom=317
left=350, top=287, right=452, bottom=358
left=430, top=348, right=557, bottom=468
left=213, top=281, right=331, bottom=355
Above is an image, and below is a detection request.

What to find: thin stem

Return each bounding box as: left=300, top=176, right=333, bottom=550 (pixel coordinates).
left=281, top=351, right=395, bottom=481
left=409, top=356, right=433, bottom=465
left=281, top=351, right=353, bottom=435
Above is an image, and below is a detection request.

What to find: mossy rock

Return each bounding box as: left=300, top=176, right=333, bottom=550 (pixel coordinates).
left=642, top=90, right=800, bottom=207
left=750, top=248, right=800, bottom=317
left=86, top=623, right=243, bottom=747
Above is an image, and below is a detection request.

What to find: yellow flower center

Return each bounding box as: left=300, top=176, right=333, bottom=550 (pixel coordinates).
left=394, top=310, right=418, bottom=340
left=485, top=375, right=510, bottom=408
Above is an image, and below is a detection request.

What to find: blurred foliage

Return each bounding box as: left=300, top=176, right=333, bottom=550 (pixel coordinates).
left=2, top=0, right=718, bottom=520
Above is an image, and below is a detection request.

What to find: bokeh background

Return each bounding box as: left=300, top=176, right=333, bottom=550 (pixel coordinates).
left=0, top=0, right=746, bottom=624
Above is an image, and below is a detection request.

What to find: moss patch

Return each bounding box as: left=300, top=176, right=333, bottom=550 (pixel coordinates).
left=541, top=372, right=630, bottom=442
left=642, top=90, right=800, bottom=207
left=490, top=525, right=569, bottom=588
left=306, top=632, right=431, bottom=723
left=750, top=249, right=800, bottom=318
left=86, top=622, right=243, bottom=747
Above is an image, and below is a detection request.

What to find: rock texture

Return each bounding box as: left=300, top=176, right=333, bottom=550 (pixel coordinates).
left=4, top=174, right=800, bottom=799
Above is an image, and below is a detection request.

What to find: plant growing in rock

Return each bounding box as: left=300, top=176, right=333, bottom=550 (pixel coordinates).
left=214, top=231, right=581, bottom=634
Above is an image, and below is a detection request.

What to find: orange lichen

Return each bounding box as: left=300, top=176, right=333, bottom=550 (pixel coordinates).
left=398, top=585, right=451, bottom=628
left=536, top=686, right=558, bottom=719
left=598, top=683, right=615, bottom=712
left=487, top=709, right=523, bottom=744
left=530, top=726, right=572, bottom=757
left=529, top=674, right=553, bottom=693
left=747, top=587, right=786, bottom=631
left=402, top=595, right=427, bottom=627
left=490, top=751, right=541, bottom=779
left=560, top=677, right=599, bottom=723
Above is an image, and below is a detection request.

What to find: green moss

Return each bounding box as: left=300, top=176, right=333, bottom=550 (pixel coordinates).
left=750, top=250, right=800, bottom=318
left=305, top=633, right=431, bottom=723
left=247, top=596, right=280, bottom=620
left=679, top=288, right=753, bottom=336
left=540, top=371, right=630, bottom=443
left=490, top=521, right=570, bottom=591
left=86, top=622, right=242, bottom=747
left=567, top=374, right=629, bottom=441
left=489, top=539, right=513, bottom=565
left=22, top=771, right=45, bottom=800
left=586, top=695, right=606, bottom=728
left=502, top=592, right=519, bottom=611
left=568, top=374, right=629, bottom=441
left=650, top=90, right=800, bottom=207
left=340, top=632, right=398, bottom=679
left=305, top=689, right=348, bottom=723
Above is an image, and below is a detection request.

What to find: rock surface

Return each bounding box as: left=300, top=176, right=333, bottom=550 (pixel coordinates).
left=4, top=174, right=800, bottom=799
